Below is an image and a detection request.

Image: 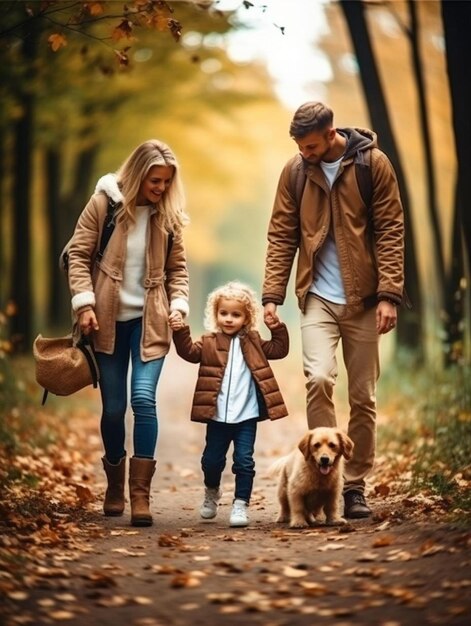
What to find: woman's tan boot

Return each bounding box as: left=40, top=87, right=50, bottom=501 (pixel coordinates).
left=129, top=457, right=156, bottom=527
left=102, top=456, right=126, bottom=516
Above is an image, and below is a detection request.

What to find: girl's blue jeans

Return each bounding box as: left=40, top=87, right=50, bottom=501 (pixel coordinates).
left=95, top=317, right=164, bottom=464
left=201, top=418, right=258, bottom=503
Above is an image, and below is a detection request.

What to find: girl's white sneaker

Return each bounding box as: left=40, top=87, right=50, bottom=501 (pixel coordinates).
left=229, top=498, right=249, bottom=527
left=200, top=487, right=222, bottom=519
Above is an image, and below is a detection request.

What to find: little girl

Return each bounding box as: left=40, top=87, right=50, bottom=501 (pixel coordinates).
left=169, top=281, right=289, bottom=527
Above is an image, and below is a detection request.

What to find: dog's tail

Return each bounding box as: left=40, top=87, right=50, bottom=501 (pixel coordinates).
left=266, top=456, right=288, bottom=478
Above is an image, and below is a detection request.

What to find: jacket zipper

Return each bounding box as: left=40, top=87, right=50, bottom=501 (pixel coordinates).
left=224, top=338, right=235, bottom=422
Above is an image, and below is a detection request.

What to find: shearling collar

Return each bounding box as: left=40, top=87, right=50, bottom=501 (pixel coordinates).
left=95, top=173, right=123, bottom=205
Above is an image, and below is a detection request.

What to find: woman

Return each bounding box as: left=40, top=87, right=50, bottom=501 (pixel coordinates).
left=67, top=140, right=190, bottom=526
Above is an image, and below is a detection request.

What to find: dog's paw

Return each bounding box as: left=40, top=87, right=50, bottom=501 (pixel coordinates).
left=289, top=519, right=309, bottom=529
left=276, top=514, right=289, bottom=524
left=326, top=517, right=347, bottom=526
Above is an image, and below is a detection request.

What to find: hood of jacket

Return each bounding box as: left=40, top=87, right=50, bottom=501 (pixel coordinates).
left=340, top=127, right=377, bottom=159
left=95, top=173, right=123, bottom=205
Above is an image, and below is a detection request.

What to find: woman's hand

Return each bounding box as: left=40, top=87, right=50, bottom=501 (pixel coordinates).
left=168, top=310, right=184, bottom=331
left=78, top=309, right=99, bottom=335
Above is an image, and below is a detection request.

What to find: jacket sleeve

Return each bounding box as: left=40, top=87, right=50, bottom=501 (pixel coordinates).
left=371, top=151, right=404, bottom=303
left=165, top=228, right=190, bottom=317
left=172, top=326, right=203, bottom=363
left=67, top=194, right=105, bottom=313
left=258, top=324, right=289, bottom=360
left=262, top=157, right=301, bottom=306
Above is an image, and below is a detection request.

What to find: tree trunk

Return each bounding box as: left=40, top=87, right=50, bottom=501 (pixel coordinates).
left=407, top=0, right=445, bottom=290
left=441, top=0, right=471, bottom=363
left=46, top=148, right=71, bottom=328
left=10, top=24, right=40, bottom=350
left=45, top=140, right=99, bottom=329
left=0, top=125, right=6, bottom=307
left=340, top=0, right=423, bottom=356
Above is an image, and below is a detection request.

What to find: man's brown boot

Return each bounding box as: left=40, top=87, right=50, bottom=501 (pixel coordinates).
left=102, top=456, right=126, bottom=516
left=129, top=457, right=156, bottom=527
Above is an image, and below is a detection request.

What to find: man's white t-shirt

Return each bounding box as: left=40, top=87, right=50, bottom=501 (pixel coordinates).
left=309, top=156, right=347, bottom=305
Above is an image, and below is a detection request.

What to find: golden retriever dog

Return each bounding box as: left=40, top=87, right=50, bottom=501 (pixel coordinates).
left=270, top=427, right=354, bottom=528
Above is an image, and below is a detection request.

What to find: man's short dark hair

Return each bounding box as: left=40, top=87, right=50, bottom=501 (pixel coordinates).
left=289, top=102, right=334, bottom=139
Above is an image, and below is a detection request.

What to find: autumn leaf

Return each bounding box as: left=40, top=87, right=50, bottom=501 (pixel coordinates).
left=282, top=565, right=308, bottom=578
left=83, top=571, right=117, bottom=588
left=374, top=483, right=391, bottom=497
left=49, top=611, right=76, bottom=620
left=75, top=484, right=94, bottom=504
left=170, top=573, right=201, bottom=588
left=151, top=14, right=171, bottom=32
left=168, top=18, right=182, bottom=42
left=207, top=592, right=236, bottom=604
left=372, top=535, right=395, bottom=548
left=112, top=547, right=145, bottom=557
left=158, top=534, right=184, bottom=548
left=86, top=2, right=104, bottom=16
left=299, top=581, right=329, bottom=596
left=114, top=49, right=129, bottom=67
left=112, top=20, right=134, bottom=41
left=48, top=33, right=67, bottom=52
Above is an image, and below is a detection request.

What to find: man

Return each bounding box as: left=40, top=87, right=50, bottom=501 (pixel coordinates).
left=262, top=102, right=404, bottom=518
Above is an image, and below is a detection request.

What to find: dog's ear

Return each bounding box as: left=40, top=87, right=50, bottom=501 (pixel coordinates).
left=298, top=432, right=313, bottom=460
left=337, top=430, right=354, bottom=460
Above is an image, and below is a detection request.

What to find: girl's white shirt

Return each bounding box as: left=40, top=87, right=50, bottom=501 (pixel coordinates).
left=117, top=205, right=149, bottom=321
left=215, top=335, right=259, bottom=423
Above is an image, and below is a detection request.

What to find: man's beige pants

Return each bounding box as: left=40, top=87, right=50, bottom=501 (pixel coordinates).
left=300, top=294, right=379, bottom=494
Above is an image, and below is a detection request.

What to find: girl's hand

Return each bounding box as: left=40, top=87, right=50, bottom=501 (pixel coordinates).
left=168, top=310, right=184, bottom=330
left=264, top=302, right=280, bottom=329
left=265, top=316, right=282, bottom=330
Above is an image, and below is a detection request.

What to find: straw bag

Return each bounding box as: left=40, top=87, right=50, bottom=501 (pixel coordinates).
left=33, top=330, right=99, bottom=404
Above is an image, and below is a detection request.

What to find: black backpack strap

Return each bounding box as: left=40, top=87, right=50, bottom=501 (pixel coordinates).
left=76, top=334, right=100, bottom=388
left=289, top=155, right=307, bottom=209
left=96, top=198, right=117, bottom=263
left=166, top=232, right=174, bottom=263
left=290, top=151, right=372, bottom=215
left=354, top=149, right=373, bottom=216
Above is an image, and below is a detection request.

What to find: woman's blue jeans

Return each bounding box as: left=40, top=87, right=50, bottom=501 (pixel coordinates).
left=201, top=418, right=257, bottom=503
left=95, top=318, right=164, bottom=464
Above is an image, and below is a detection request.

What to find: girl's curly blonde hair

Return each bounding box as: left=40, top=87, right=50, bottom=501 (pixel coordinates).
left=204, top=281, right=261, bottom=332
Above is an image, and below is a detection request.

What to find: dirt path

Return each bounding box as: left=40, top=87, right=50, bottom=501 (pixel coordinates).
left=7, top=350, right=471, bottom=626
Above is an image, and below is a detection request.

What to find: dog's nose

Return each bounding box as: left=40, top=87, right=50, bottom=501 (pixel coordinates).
left=320, top=456, right=330, bottom=466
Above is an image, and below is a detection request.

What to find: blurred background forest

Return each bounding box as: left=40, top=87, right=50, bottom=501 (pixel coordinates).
left=0, top=0, right=470, bottom=369
left=0, top=0, right=470, bottom=516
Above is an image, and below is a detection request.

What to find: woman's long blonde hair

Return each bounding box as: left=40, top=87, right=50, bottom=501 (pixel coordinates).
left=204, top=281, right=261, bottom=332
left=116, top=139, right=189, bottom=232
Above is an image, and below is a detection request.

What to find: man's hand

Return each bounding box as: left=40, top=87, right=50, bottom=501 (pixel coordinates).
left=376, top=300, right=397, bottom=335
left=264, top=302, right=280, bottom=329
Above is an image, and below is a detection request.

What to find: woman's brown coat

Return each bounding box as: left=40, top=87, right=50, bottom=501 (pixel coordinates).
left=67, top=192, right=189, bottom=361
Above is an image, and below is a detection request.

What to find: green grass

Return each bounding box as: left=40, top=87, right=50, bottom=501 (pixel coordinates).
left=378, top=350, right=471, bottom=521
